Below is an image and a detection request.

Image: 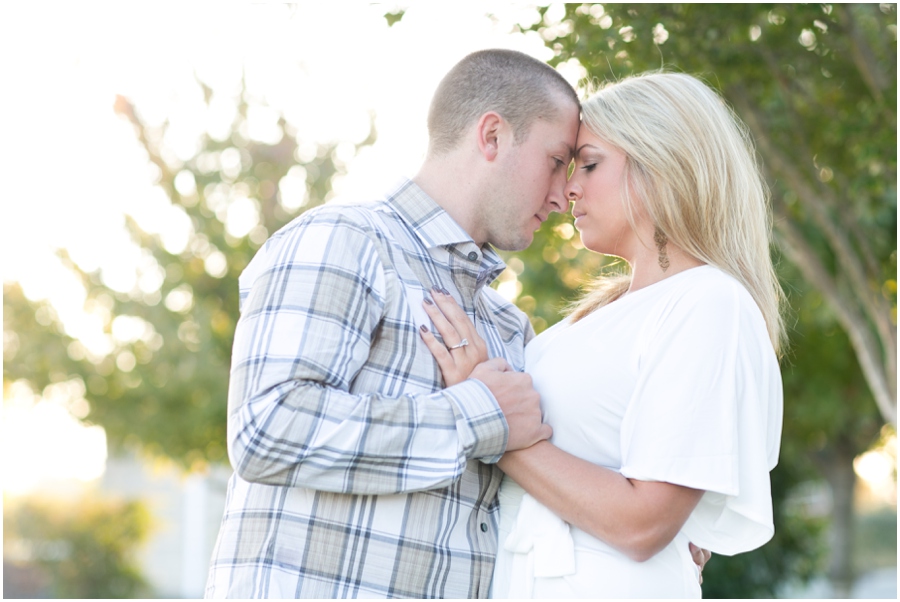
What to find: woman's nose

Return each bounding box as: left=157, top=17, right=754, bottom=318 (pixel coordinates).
left=564, top=180, right=582, bottom=203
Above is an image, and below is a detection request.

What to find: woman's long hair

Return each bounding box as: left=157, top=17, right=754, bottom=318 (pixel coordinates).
left=568, top=72, right=786, bottom=356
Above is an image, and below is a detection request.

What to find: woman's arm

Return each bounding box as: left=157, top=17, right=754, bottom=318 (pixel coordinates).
left=499, top=441, right=704, bottom=562
left=420, top=289, right=706, bottom=561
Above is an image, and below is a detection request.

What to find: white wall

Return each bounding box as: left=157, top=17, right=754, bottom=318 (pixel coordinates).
left=100, top=454, right=230, bottom=598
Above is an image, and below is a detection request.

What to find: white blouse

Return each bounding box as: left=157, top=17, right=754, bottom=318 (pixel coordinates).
left=492, top=266, right=783, bottom=598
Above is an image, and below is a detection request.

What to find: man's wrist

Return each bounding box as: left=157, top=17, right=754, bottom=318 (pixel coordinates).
left=442, top=379, right=508, bottom=463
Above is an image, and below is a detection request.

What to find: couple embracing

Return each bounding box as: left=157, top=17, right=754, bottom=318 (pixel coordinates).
left=205, top=49, right=783, bottom=599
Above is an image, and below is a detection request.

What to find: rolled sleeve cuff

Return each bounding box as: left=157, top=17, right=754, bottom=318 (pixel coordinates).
left=443, top=379, right=508, bottom=463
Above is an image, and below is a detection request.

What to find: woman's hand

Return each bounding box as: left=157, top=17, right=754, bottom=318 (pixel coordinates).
left=418, top=286, right=489, bottom=386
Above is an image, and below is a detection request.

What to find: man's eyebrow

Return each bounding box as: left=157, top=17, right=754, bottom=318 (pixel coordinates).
left=559, top=143, right=575, bottom=160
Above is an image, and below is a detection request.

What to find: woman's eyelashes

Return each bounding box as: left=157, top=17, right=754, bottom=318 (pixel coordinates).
left=576, top=154, right=602, bottom=173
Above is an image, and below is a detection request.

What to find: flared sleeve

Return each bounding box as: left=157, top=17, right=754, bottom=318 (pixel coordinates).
left=618, top=273, right=783, bottom=555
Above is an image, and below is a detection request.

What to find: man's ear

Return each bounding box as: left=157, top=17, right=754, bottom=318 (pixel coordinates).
left=475, top=112, right=503, bottom=161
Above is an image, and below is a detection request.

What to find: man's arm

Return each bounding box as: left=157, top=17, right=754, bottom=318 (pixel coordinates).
left=226, top=210, right=510, bottom=494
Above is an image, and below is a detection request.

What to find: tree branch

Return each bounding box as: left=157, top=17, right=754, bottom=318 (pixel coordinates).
left=833, top=4, right=888, bottom=104
left=751, top=50, right=887, bottom=286
left=731, top=91, right=895, bottom=357
left=114, top=95, right=178, bottom=190
left=831, top=171, right=886, bottom=280
left=775, top=211, right=897, bottom=426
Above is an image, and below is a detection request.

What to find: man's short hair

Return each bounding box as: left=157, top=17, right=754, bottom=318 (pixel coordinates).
left=427, top=49, right=579, bottom=155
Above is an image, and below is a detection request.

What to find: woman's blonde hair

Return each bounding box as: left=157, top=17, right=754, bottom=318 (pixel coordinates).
left=569, top=72, right=786, bottom=355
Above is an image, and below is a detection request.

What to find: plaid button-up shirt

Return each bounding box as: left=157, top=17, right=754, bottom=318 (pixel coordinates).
left=205, top=179, right=534, bottom=598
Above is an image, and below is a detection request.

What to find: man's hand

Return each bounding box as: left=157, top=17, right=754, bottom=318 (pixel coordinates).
left=470, top=358, right=552, bottom=451
left=689, top=543, right=712, bottom=584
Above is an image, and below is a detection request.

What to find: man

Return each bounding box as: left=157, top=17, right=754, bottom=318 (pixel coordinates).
left=205, top=49, right=580, bottom=598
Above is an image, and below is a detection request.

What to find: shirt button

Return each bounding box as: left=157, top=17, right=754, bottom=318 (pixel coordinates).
left=480, top=522, right=489, bottom=532
left=467, top=251, right=478, bottom=262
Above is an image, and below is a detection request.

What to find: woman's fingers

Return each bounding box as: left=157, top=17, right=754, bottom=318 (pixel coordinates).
left=429, top=286, right=475, bottom=338
left=425, top=287, right=489, bottom=364
left=418, top=285, right=494, bottom=386
left=419, top=324, right=476, bottom=386
left=419, top=324, right=454, bottom=370
left=422, top=295, right=462, bottom=345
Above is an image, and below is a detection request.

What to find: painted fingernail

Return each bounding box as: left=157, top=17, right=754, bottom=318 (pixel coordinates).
left=420, top=324, right=428, bottom=332
left=424, top=297, right=434, bottom=305
left=432, top=285, right=442, bottom=293
left=440, top=287, right=450, bottom=295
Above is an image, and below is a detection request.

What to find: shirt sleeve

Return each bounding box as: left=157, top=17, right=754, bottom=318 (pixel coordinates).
left=618, top=275, right=783, bottom=555
left=226, top=208, right=508, bottom=495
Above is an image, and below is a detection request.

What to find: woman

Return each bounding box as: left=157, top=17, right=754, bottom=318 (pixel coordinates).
left=419, top=72, right=784, bottom=598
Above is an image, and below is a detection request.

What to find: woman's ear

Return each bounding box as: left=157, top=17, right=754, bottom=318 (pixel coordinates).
left=475, top=112, right=503, bottom=161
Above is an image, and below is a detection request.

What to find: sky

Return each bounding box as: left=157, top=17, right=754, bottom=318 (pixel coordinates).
left=0, top=1, right=587, bottom=494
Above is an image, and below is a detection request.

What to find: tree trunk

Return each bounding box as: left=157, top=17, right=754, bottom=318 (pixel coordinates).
left=815, top=441, right=858, bottom=598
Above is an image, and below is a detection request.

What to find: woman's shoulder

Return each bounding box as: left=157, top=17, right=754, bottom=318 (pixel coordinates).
left=672, top=268, right=781, bottom=373
left=670, top=264, right=740, bottom=292
left=642, top=266, right=770, bottom=351
left=663, top=265, right=758, bottom=315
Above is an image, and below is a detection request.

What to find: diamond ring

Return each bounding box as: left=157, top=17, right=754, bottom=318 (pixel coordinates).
left=448, top=338, right=469, bottom=350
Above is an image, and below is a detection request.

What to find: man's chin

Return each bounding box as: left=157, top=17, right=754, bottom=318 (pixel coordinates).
left=492, top=234, right=533, bottom=252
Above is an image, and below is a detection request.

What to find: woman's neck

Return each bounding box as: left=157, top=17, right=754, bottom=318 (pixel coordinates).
left=625, top=243, right=705, bottom=295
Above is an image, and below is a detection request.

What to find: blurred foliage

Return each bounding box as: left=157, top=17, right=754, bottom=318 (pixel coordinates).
left=510, top=2, right=896, bottom=596
left=4, top=283, right=84, bottom=388
left=3, top=80, right=374, bottom=470
left=383, top=9, right=406, bottom=27
left=3, top=495, right=152, bottom=598
left=780, top=259, right=884, bottom=461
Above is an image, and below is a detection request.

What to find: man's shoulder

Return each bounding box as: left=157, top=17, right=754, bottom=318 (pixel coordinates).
left=238, top=199, right=396, bottom=296
left=273, top=198, right=392, bottom=239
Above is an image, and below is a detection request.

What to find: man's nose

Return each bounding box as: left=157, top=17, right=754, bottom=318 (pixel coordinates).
left=546, top=173, right=569, bottom=213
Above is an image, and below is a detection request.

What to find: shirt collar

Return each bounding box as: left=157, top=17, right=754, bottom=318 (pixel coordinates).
left=384, top=178, right=473, bottom=248
left=384, top=178, right=506, bottom=269
left=385, top=178, right=506, bottom=286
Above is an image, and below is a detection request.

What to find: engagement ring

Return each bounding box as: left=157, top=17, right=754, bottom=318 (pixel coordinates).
left=449, top=339, right=469, bottom=350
